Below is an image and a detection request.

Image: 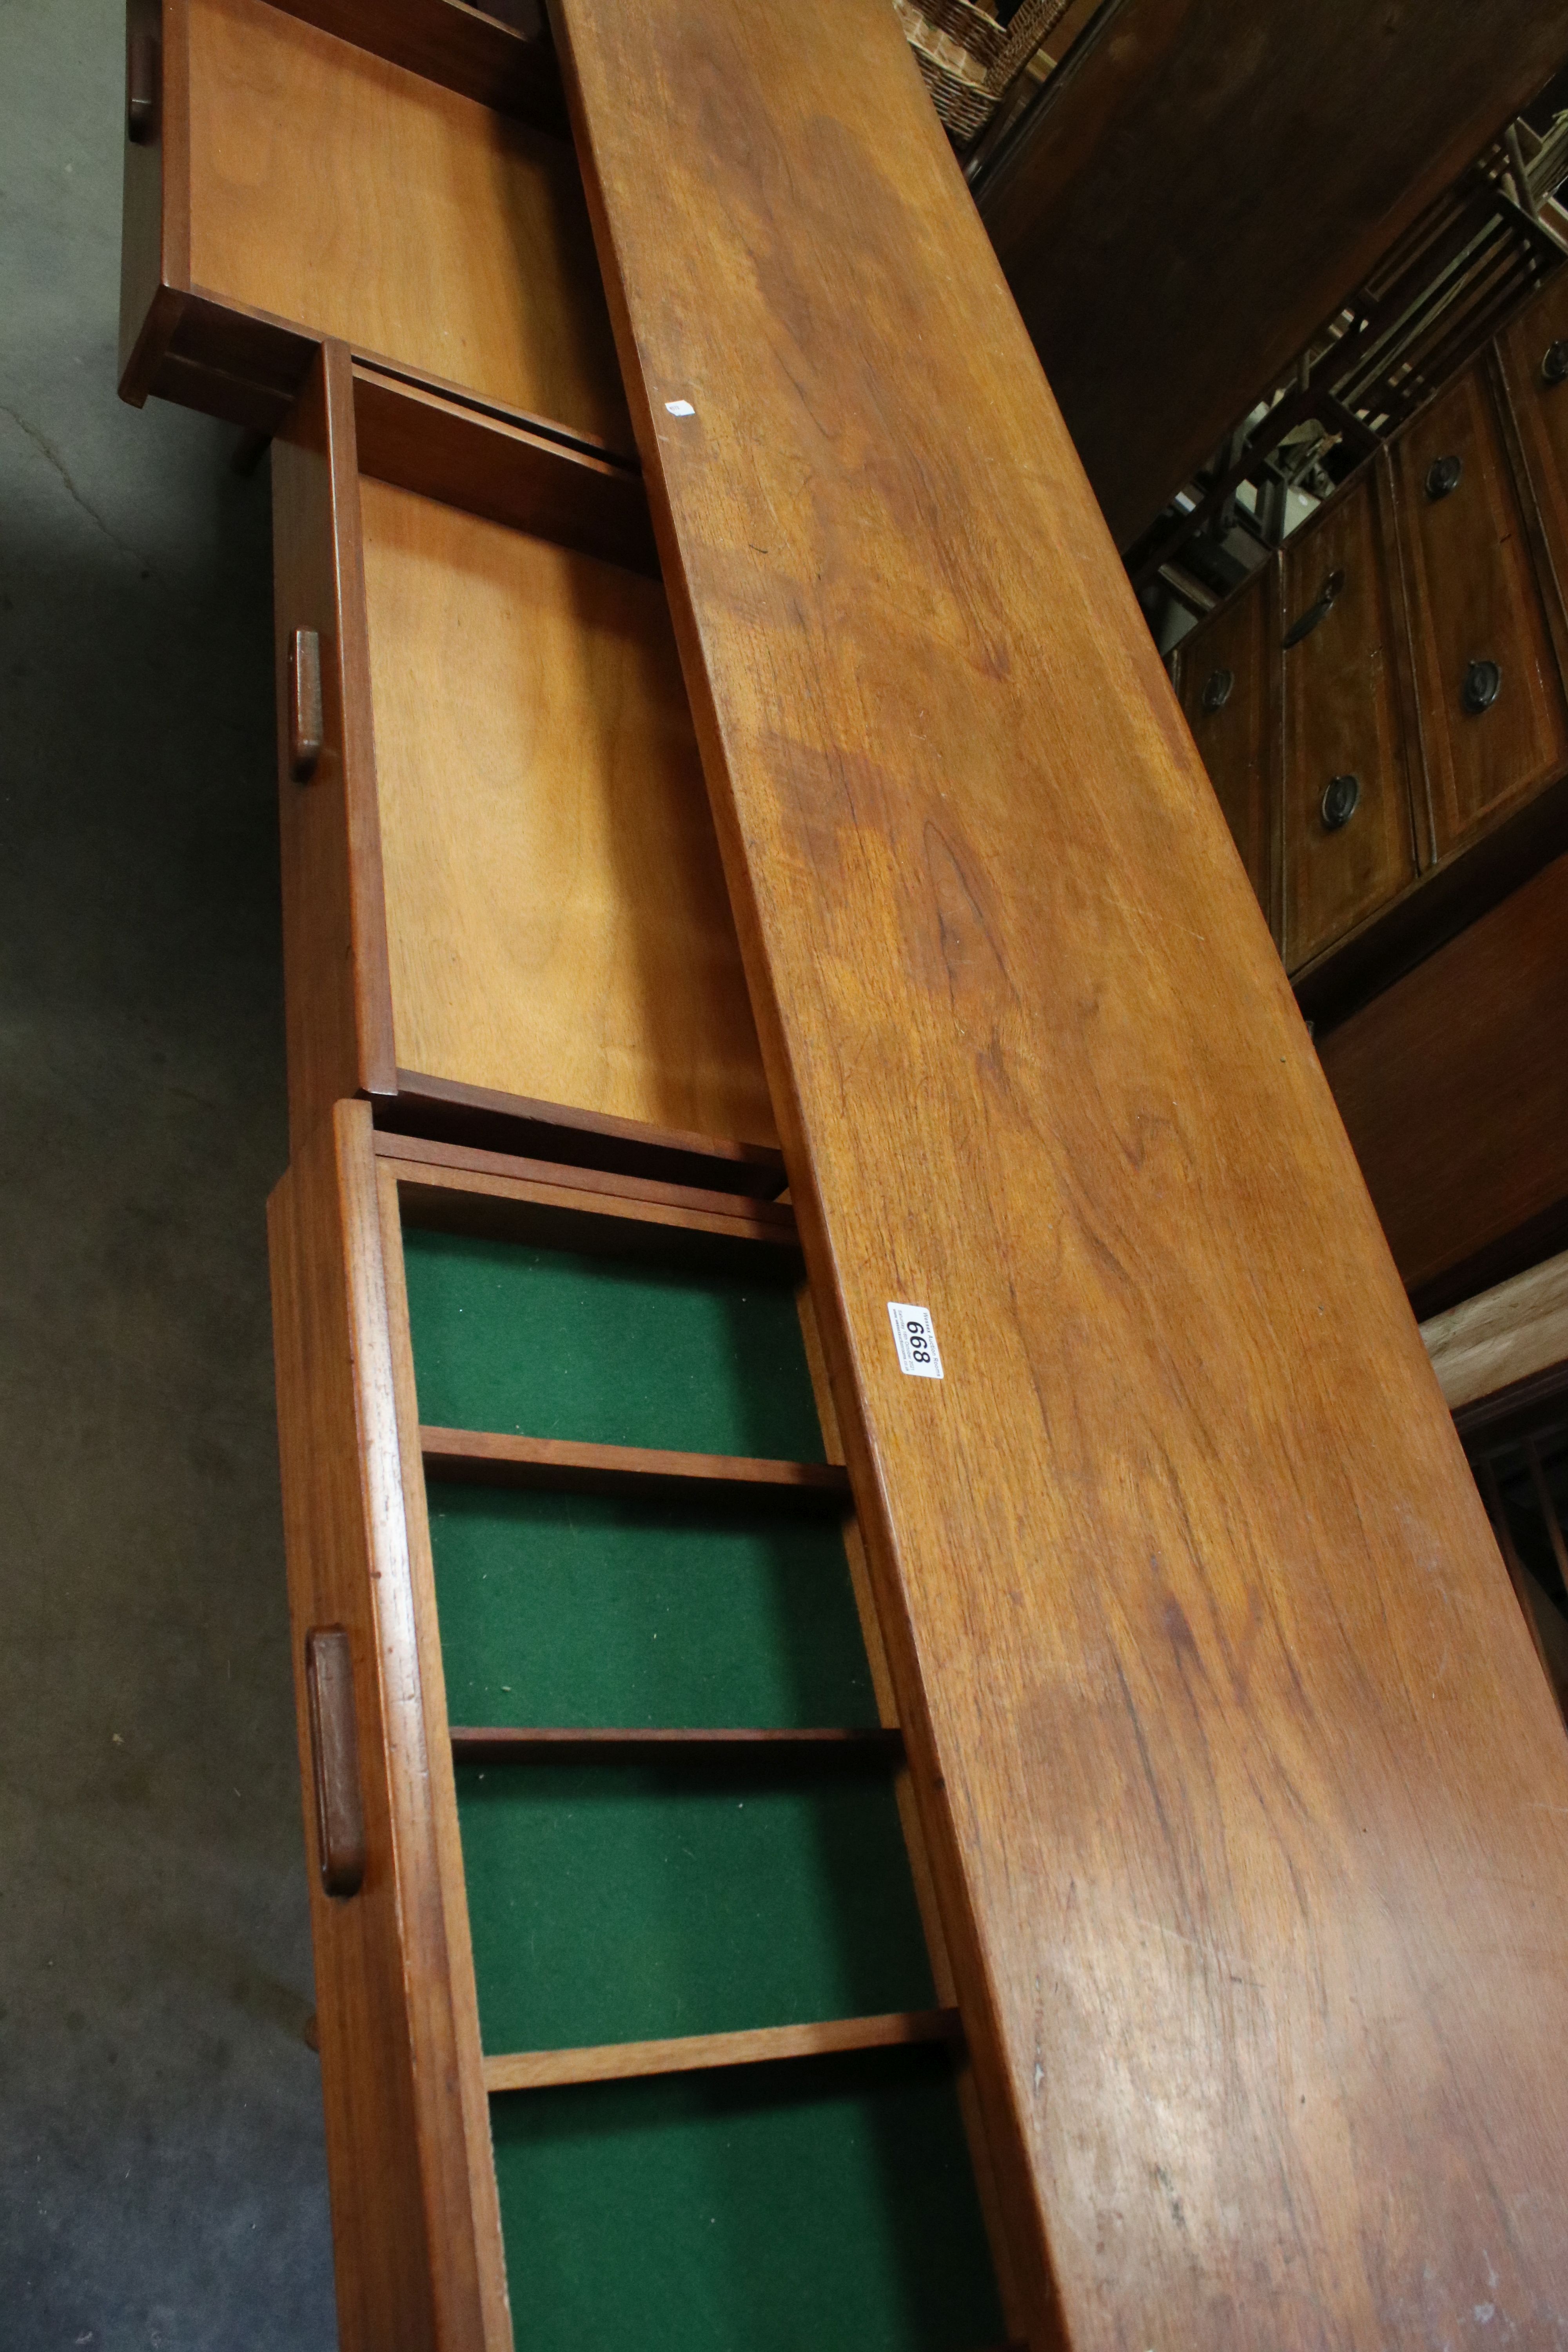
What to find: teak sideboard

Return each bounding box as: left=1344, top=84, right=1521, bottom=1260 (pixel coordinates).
left=121, top=2, right=1568, bottom=2347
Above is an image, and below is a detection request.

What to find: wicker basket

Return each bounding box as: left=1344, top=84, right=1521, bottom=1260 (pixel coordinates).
left=894, top=0, right=1070, bottom=149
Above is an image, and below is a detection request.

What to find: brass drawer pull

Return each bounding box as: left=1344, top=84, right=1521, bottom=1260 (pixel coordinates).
left=288, top=626, right=324, bottom=782
left=126, top=31, right=158, bottom=143
left=1200, top=666, right=1234, bottom=713
left=1461, top=659, right=1501, bottom=715
left=1424, top=453, right=1462, bottom=501
left=1321, top=773, right=1360, bottom=831
left=306, top=1628, right=366, bottom=1899
left=1543, top=340, right=1568, bottom=388
left=1283, top=568, right=1345, bottom=649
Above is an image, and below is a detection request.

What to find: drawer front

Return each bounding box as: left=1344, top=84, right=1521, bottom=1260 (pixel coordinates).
left=1280, top=466, right=1418, bottom=970
left=1502, top=270, right=1568, bottom=639
left=1177, top=562, right=1277, bottom=922
left=1397, top=362, right=1568, bottom=858
left=272, top=341, right=778, bottom=1155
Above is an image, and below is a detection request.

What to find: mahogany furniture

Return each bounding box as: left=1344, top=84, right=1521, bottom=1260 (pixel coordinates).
left=122, top=0, right=1568, bottom=2344
left=977, top=0, right=1568, bottom=547
left=1172, top=266, right=1568, bottom=1027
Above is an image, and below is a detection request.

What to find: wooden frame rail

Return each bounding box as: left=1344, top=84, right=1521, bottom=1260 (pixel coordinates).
left=450, top=1726, right=904, bottom=1760
left=481, top=2008, right=960, bottom=2092
left=421, top=1426, right=849, bottom=1506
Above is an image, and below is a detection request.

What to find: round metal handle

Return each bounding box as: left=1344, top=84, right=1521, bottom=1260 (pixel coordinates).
left=1321, top=773, right=1360, bottom=831
left=1461, top=658, right=1501, bottom=714
left=1425, top=454, right=1462, bottom=501
left=1543, top=340, right=1568, bottom=388
left=1200, top=666, right=1234, bottom=713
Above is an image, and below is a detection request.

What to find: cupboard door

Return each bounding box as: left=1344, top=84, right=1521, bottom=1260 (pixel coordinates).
left=1501, top=270, right=1568, bottom=639
left=1176, top=562, right=1277, bottom=923
left=1279, top=463, right=1419, bottom=970
left=272, top=1103, right=1011, bottom=2352
left=1396, top=361, right=1568, bottom=858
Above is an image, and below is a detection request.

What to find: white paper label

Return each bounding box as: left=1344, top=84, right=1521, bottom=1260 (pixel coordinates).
left=887, top=1302, right=943, bottom=1379
left=664, top=398, right=696, bottom=416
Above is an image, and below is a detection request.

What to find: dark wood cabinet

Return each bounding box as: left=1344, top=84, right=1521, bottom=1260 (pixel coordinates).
left=1176, top=560, right=1277, bottom=920
left=1396, top=362, right=1568, bottom=858
left=1176, top=271, right=1568, bottom=1020
left=1279, top=462, right=1421, bottom=969
left=1501, top=268, right=1568, bottom=649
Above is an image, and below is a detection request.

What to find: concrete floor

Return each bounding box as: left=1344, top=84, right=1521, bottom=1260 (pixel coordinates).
left=1, top=0, right=338, bottom=2341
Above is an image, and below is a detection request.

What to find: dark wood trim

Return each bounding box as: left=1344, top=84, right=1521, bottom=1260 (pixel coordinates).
left=351, top=362, right=657, bottom=574
left=1493, top=334, right=1568, bottom=684
left=450, top=1726, right=904, bottom=1760
left=481, top=2007, right=957, bottom=2092
left=421, top=1425, right=851, bottom=1506
left=381, top=1067, right=788, bottom=1196
left=264, top=0, right=568, bottom=133
left=1456, top=1361, right=1568, bottom=1452
left=376, top=1128, right=797, bottom=1232
left=1376, top=445, right=1437, bottom=876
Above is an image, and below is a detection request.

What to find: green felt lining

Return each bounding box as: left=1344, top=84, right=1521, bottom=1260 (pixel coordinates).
left=402, top=1225, right=825, bottom=1460
left=428, top=1484, right=876, bottom=1729
left=456, top=1758, right=934, bottom=2054
left=404, top=1209, right=1002, bottom=2342
left=488, top=2046, right=1004, bottom=2352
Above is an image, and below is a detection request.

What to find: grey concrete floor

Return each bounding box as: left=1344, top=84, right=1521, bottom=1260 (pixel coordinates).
left=1, top=0, right=338, bottom=2342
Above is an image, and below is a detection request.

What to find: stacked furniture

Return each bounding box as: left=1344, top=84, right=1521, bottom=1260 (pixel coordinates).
left=1171, top=269, right=1568, bottom=1025
left=121, top=2, right=1568, bottom=2346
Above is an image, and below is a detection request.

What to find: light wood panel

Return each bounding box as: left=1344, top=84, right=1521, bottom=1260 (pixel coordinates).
left=185, top=0, right=631, bottom=446
left=1397, top=362, right=1568, bottom=857
left=358, top=477, right=777, bottom=1145
left=1280, top=464, right=1420, bottom=967
left=554, top=2, right=1568, bottom=2343
left=1422, top=1247, right=1568, bottom=1413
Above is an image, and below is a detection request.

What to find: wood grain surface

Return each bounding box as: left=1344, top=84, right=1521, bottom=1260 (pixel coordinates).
left=553, top=3, right=1568, bottom=2341
left=271, top=341, right=397, bottom=1149
left=268, top=1101, right=499, bottom=2348
left=1280, top=463, right=1420, bottom=968
left=265, top=0, right=565, bottom=131
left=184, top=0, right=631, bottom=446
left=481, top=2008, right=959, bottom=2092
left=381, top=1069, right=788, bottom=1196
left=358, top=476, right=778, bottom=1144
left=352, top=363, right=658, bottom=576
left=420, top=1425, right=852, bottom=1503
left=1321, top=851, right=1568, bottom=1311
left=976, top=0, right=1568, bottom=546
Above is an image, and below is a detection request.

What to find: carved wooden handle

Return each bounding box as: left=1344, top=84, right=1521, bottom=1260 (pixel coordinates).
left=288, top=627, right=324, bottom=782
left=127, top=32, right=159, bottom=144
left=306, top=1628, right=366, bottom=1898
